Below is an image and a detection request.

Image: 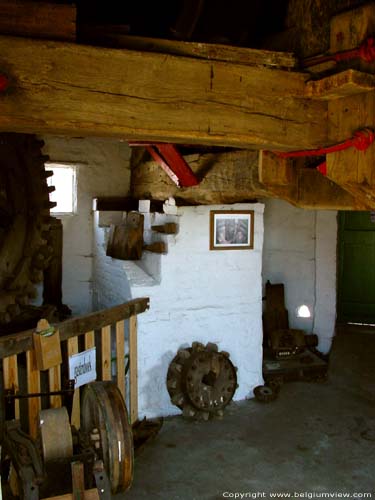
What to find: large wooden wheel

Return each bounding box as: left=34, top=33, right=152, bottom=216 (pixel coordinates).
left=0, top=133, right=53, bottom=326
left=81, top=381, right=134, bottom=494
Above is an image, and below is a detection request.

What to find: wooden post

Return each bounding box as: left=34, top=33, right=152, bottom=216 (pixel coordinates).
left=26, top=350, right=41, bottom=437
left=129, top=315, right=138, bottom=424
left=84, top=330, right=95, bottom=350
left=43, top=218, right=63, bottom=308
left=115, top=320, right=126, bottom=401
left=67, top=337, right=80, bottom=429
left=101, top=326, right=111, bottom=381
left=48, top=365, right=62, bottom=408
left=3, top=355, right=19, bottom=418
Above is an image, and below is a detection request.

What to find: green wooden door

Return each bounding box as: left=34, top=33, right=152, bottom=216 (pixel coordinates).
left=338, top=211, right=375, bottom=323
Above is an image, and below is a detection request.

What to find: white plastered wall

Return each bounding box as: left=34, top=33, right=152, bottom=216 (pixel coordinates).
left=94, top=203, right=265, bottom=418
left=262, top=199, right=337, bottom=353
left=41, top=136, right=131, bottom=315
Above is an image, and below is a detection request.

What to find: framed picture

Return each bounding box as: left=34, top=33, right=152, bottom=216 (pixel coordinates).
left=210, top=210, right=254, bottom=250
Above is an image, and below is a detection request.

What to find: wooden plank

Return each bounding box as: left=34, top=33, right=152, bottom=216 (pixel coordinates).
left=0, top=35, right=327, bottom=150
left=0, top=298, right=149, bottom=358
left=41, top=489, right=99, bottom=500
left=84, top=331, right=95, bottom=350
left=26, top=350, right=41, bottom=438
left=48, top=365, right=62, bottom=408
left=129, top=315, right=138, bottom=424
left=132, top=150, right=268, bottom=204
left=305, top=70, right=375, bottom=100
left=0, top=1, right=76, bottom=42
left=101, top=326, right=111, bottom=381
left=67, top=337, right=80, bottom=429
left=3, top=355, right=19, bottom=418
left=115, top=320, right=126, bottom=400
left=71, top=462, right=85, bottom=500
left=80, top=29, right=297, bottom=68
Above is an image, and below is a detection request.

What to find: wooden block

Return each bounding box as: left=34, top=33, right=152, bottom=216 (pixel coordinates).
left=106, top=212, right=144, bottom=260
left=129, top=315, right=138, bottom=424
left=151, top=223, right=178, bottom=234
left=33, top=319, right=62, bottom=370
left=330, top=4, right=375, bottom=73
left=0, top=1, right=76, bottom=42
left=143, top=242, right=167, bottom=254
left=258, top=151, right=297, bottom=205
left=305, top=70, right=375, bottom=100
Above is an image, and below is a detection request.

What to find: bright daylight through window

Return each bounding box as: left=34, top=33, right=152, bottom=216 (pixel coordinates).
left=45, top=163, right=76, bottom=214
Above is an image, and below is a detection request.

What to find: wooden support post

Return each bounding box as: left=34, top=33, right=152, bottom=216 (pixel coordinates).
left=71, top=462, right=85, bottom=500
left=115, top=321, right=126, bottom=401
left=3, top=355, right=19, bottom=418
left=101, top=326, right=111, bottom=381
left=48, top=365, right=62, bottom=408
left=326, top=92, right=375, bottom=208
left=129, top=315, right=138, bottom=424
left=84, top=331, right=95, bottom=350
left=67, top=337, right=80, bottom=429
left=26, top=350, right=41, bottom=437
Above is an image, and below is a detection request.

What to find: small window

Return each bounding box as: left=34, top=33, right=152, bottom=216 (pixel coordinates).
left=296, top=304, right=311, bottom=318
left=45, top=163, right=77, bottom=214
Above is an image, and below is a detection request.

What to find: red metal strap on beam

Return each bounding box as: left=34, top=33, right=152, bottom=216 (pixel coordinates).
left=129, top=142, right=199, bottom=188
left=302, top=36, right=375, bottom=68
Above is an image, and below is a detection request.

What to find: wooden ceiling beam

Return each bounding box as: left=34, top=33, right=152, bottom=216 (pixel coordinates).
left=0, top=35, right=327, bottom=150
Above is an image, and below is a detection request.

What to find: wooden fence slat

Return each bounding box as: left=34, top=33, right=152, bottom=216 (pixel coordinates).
left=129, top=315, right=138, bottom=424
left=26, top=350, right=41, bottom=438
left=48, top=365, right=62, bottom=408
left=3, top=355, right=19, bottom=418
left=101, top=326, right=111, bottom=381
left=84, top=330, right=95, bottom=349
left=115, top=320, right=125, bottom=401
left=67, top=337, right=80, bottom=429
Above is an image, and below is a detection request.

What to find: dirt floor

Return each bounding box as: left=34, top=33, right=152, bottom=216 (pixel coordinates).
left=118, top=328, right=375, bottom=500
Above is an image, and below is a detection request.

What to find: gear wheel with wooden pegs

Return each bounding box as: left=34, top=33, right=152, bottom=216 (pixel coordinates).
left=167, top=341, right=238, bottom=420
left=0, top=133, right=55, bottom=327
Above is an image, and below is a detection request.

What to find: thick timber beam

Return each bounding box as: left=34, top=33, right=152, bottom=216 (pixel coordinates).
left=0, top=35, right=328, bottom=150
left=132, top=149, right=367, bottom=210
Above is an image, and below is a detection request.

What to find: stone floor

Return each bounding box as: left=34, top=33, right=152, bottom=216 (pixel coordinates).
left=116, top=327, right=375, bottom=500
left=118, top=380, right=375, bottom=500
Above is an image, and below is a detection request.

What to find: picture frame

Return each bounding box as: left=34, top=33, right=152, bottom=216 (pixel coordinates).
left=210, top=210, right=254, bottom=250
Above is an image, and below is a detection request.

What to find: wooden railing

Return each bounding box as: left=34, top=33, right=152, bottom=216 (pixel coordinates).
left=0, top=297, right=149, bottom=437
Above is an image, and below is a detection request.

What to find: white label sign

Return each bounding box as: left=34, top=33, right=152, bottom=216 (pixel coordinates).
left=69, top=347, right=96, bottom=388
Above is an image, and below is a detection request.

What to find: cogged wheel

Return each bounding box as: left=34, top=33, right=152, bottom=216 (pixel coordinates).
left=253, top=384, right=278, bottom=403
left=167, top=342, right=238, bottom=420
left=0, top=133, right=54, bottom=326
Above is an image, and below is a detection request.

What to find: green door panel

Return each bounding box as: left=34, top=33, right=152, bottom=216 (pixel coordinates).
left=338, top=211, right=375, bottom=323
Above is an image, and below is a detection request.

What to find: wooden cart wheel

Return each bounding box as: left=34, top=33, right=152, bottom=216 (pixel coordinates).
left=81, top=381, right=133, bottom=494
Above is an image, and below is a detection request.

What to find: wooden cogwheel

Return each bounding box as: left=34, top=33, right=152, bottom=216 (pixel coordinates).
left=0, top=133, right=55, bottom=326
left=167, top=341, right=238, bottom=420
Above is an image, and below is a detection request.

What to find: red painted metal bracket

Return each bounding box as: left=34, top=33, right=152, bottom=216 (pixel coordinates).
left=129, top=142, right=199, bottom=188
